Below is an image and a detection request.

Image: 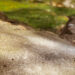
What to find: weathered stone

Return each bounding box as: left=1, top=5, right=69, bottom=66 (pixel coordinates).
left=0, top=20, right=75, bottom=75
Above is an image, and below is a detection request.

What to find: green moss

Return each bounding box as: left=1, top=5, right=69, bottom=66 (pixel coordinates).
left=0, top=0, right=75, bottom=30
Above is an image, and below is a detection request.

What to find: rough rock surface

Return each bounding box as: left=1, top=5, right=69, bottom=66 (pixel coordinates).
left=0, top=20, right=75, bottom=75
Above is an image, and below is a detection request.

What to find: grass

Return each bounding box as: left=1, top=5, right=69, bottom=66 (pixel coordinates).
left=0, top=0, right=75, bottom=30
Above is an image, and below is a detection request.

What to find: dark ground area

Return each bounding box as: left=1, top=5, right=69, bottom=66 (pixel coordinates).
left=60, top=16, right=75, bottom=45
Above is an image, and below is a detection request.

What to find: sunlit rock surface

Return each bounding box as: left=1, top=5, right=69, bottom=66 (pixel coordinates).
left=0, top=20, right=75, bottom=75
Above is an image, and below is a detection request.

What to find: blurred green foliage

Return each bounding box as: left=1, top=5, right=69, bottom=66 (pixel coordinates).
left=0, top=0, right=75, bottom=31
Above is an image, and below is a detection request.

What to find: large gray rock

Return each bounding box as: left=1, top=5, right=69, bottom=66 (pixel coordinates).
left=0, top=20, right=75, bottom=75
